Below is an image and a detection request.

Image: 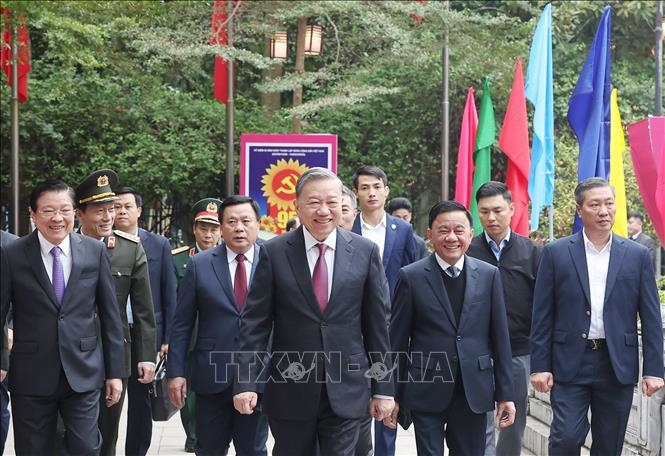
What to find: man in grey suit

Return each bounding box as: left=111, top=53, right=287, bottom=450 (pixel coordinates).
left=385, top=200, right=515, bottom=455
left=233, top=167, right=394, bottom=456
left=0, top=180, right=125, bottom=455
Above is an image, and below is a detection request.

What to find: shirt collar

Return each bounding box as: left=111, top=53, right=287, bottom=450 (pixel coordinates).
left=434, top=253, right=465, bottom=272
left=38, top=231, right=71, bottom=257
left=582, top=229, right=612, bottom=253
left=484, top=229, right=511, bottom=248
left=303, top=227, right=337, bottom=252
left=226, top=244, right=255, bottom=264
left=360, top=212, right=386, bottom=230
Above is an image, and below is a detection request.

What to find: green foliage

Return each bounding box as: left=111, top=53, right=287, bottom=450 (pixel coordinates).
left=1, top=0, right=662, bottom=241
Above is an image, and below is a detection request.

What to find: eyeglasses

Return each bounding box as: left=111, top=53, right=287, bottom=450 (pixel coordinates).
left=36, top=208, right=75, bottom=218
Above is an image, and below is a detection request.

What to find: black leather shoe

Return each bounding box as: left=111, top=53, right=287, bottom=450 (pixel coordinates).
left=184, top=438, right=196, bottom=453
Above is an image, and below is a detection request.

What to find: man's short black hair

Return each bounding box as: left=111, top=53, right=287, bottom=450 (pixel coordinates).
left=114, top=186, right=143, bottom=208
left=475, top=181, right=512, bottom=203
left=219, top=195, right=260, bottom=222
left=428, top=200, right=473, bottom=228
left=352, top=165, right=388, bottom=189
left=29, top=180, right=75, bottom=211
left=387, top=197, right=412, bottom=215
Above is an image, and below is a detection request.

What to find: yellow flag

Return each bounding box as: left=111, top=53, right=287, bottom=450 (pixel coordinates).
left=609, top=88, right=627, bottom=237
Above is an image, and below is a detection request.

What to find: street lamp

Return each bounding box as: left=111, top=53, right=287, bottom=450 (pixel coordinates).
left=269, top=31, right=288, bottom=59
left=304, top=24, right=323, bottom=56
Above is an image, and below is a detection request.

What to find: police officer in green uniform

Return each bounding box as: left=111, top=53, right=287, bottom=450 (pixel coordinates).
left=75, top=169, right=157, bottom=456
left=172, top=197, right=222, bottom=452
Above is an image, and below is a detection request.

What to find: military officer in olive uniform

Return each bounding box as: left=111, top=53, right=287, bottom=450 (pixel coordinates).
left=75, top=169, right=157, bottom=456
left=172, top=197, right=222, bottom=452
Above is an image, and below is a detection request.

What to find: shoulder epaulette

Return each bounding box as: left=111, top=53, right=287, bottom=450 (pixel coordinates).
left=171, top=245, right=190, bottom=256
left=189, top=247, right=197, bottom=257
left=113, top=229, right=141, bottom=243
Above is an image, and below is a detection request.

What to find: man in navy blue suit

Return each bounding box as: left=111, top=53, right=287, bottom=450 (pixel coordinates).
left=351, top=165, right=416, bottom=456
left=385, top=200, right=515, bottom=455
left=168, top=195, right=268, bottom=455
left=530, top=178, right=664, bottom=456
left=114, top=186, right=177, bottom=456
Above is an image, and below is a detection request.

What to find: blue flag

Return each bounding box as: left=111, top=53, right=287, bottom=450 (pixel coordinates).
left=568, top=5, right=612, bottom=232
left=525, top=3, right=554, bottom=232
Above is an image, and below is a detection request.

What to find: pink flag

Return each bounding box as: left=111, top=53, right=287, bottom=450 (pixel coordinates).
left=454, top=87, right=478, bottom=209
left=627, top=116, right=665, bottom=244
left=499, top=59, right=531, bottom=235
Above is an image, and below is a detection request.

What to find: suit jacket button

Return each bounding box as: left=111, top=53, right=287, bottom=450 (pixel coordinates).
left=581, top=332, right=587, bottom=339
left=59, top=315, right=64, bottom=321
left=456, top=335, right=461, bottom=341
left=321, top=322, right=327, bottom=327
left=586, top=310, right=591, bottom=316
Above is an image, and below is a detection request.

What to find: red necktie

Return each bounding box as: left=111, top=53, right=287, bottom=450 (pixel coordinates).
left=312, top=243, right=328, bottom=312
left=234, top=253, right=248, bottom=311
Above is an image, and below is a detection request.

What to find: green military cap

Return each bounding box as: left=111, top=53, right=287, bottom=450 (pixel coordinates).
left=76, top=169, right=119, bottom=206
left=191, top=198, right=223, bottom=225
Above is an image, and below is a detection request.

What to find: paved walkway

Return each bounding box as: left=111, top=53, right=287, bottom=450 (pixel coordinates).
left=4, top=402, right=538, bottom=455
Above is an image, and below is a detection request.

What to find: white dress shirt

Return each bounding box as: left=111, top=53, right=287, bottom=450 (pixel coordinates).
left=38, top=231, right=72, bottom=287
left=434, top=253, right=465, bottom=275
left=303, top=228, right=336, bottom=300
left=360, top=212, right=387, bottom=260
left=227, top=245, right=255, bottom=290
left=582, top=230, right=611, bottom=339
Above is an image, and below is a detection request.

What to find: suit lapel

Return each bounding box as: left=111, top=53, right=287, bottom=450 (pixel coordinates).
left=458, top=256, right=479, bottom=332
left=211, top=244, right=236, bottom=308
left=424, top=255, right=457, bottom=329
left=351, top=215, right=361, bottom=235
left=603, top=235, right=626, bottom=303
left=64, top=233, right=84, bottom=308
left=382, top=215, right=398, bottom=270
left=329, top=229, right=353, bottom=309
left=25, top=231, right=60, bottom=310
left=286, top=229, right=321, bottom=315
left=568, top=233, right=591, bottom=306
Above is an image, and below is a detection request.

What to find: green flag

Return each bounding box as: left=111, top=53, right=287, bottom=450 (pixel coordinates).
left=469, top=77, right=496, bottom=234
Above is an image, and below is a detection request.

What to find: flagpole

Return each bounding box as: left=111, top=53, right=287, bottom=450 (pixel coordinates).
left=226, top=0, right=234, bottom=196
left=440, top=0, right=450, bottom=201
left=548, top=206, right=554, bottom=241
left=656, top=0, right=663, bottom=116
left=10, top=19, right=20, bottom=235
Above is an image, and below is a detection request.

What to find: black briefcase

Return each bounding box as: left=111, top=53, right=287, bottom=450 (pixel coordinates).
left=149, top=354, right=180, bottom=421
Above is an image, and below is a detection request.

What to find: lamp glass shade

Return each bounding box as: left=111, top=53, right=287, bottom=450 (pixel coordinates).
left=270, top=31, right=288, bottom=59
left=304, top=25, right=323, bottom=56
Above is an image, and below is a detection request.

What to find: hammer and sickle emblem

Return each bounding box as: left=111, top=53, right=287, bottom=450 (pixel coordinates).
left=275, top=174, right=298, bottom=195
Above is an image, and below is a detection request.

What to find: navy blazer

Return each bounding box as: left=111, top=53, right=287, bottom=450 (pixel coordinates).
left=352, top=213, right=416, bottom=298
left=167, top=243, right=261, bottom=394
left=1, top=231, right=125, bottom=394
left=530, top=233, right=664, bottom=384
left=390, top=254, right=514, bottom=414
left=138, top=228, right=177, bottom=350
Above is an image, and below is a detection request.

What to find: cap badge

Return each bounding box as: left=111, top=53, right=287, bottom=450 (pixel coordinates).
left=97, top=175, right=109, bottom=187
left=206, top=202, right=218, bottom=213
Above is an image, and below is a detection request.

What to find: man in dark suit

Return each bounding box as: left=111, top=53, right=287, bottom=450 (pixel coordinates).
left=233, top=168, right=394, bottom=456
left=531, top=178, right=664, bottom=456
left=385, top=200, right=515, bottom=455
left=627, top=210, right=658, bottom=273
left=0, top=229, right=18, bottom=453
left=168, top=195, right=268, bottom=455
left=351, top=165, right=417, bottom=456
left=75, top=170, right=157, bottom=456
left=387, top=196, right=429, bottom=260
left=114, top=186, right=177, bottom=456
left=0, top=180, right=125, bottom=455
left=172, top=197, right=223, bottom=452
left=466, top=181, right=541, bottom=456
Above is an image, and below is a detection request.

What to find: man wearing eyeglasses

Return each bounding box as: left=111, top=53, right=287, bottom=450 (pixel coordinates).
left=75, top=169, right=157, bottom=456
left=0, top=179, right=125, bottom=455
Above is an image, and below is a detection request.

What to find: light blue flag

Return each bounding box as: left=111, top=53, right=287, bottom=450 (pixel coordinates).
left=567, top=5, right=612, bottom=233
left=525, top=3, right=554, bottom=232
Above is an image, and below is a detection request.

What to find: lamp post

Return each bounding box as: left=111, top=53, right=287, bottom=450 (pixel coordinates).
left=268, top=19, right=323, bottom=133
